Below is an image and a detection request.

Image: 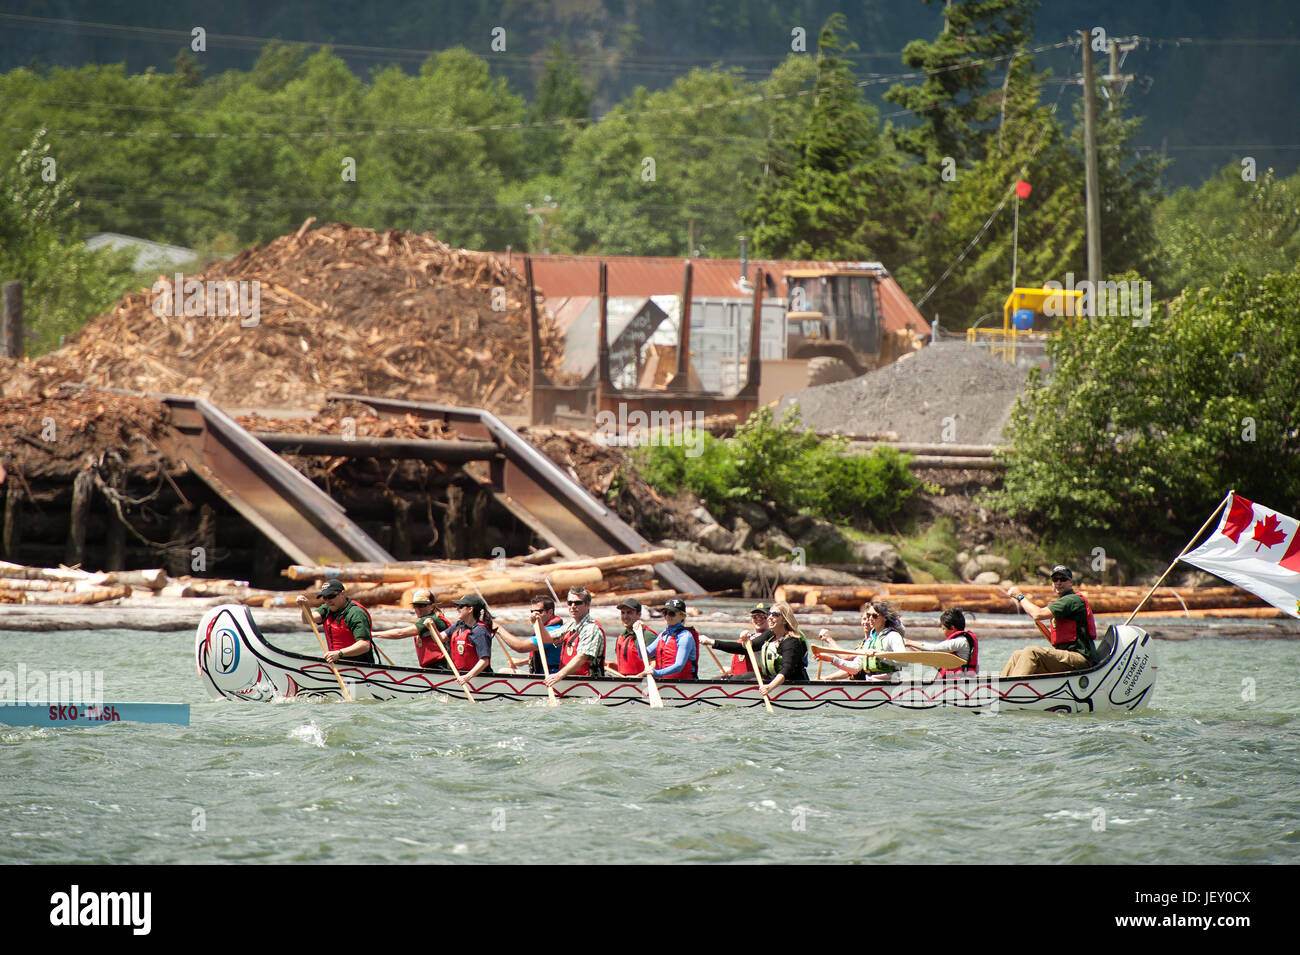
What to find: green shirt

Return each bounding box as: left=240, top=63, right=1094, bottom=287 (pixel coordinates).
left=417, top=612, right=449, bottom=639
left=1047, top=592, right=1096, bottom=662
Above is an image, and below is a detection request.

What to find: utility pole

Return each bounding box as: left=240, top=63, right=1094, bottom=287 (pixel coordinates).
left=1081, top=33, right=1102, bottom=288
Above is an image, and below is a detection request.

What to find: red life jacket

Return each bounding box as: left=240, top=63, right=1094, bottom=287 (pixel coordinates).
left=729, top=628, right=767, bottom=675
left=447, top=622, right=490, bottom=673
left=654, top=626, right=698, bottom=681
left=414, top=613, right=450, bottom=668
left=1050, top=594, right=1097, bottom=650
left=937, top=630, right=979, bottom=679
left=323, top=601, right=374, bottom=662
left=560, top=620, right=606, bottom=677
left=615, top=626, right=656, bottom=676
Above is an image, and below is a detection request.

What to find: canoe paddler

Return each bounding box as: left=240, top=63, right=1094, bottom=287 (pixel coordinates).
left=493, top=594, right=564, bottom=674
left=371, top=588, right=451, bottom=670
left=444, top=593, right=494, bottom=685
left=903, top=608, right=978, bottom=678
left=812, top=601, right=904, bottom=681
left=611, top=597, right=657, bottom=677
left=296, top=579, right=375, bottom=665
left=545, top=587, right=607, bottom=686
left=718, top=602, right=771, bottom=679
left=633, top=597, right=698, bottom=680
left=1001, top=565, right=1098, bottom=677
left=703, top=600, right=807, bottom=691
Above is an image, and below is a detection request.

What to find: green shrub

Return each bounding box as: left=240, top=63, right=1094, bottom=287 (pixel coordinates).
left=988, top=268, right=1300, bottom=537
left=634, top=406, right=918, bottom=527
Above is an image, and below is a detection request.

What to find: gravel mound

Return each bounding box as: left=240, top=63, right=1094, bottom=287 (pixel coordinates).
left=777, top=342, right=1026, bottom=445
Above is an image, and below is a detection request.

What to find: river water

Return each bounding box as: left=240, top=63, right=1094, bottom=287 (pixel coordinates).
left=2, top=628, right=1297, bottom=865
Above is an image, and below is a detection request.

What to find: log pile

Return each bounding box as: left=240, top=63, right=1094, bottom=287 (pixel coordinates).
left=0, top=548, right=678, bottom=611
left=273, top=549, right=678, bottom=611
left=0, top=560, right=167, bottom=605
left=773, top=582, right=1277, bottom=617
left=0, top=221, right=566, bottom=413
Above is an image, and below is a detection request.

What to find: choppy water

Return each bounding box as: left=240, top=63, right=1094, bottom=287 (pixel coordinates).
left=2, top=629, right=1297, bottom=864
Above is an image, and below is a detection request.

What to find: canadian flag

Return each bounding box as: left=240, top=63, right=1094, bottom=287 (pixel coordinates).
left=1182, top=492, right=1300, bottom=618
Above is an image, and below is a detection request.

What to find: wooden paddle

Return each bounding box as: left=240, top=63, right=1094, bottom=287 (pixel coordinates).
left=302, top=604, right=352, bottom=702
left=533, top=618, right=560, bottom=706
left=633, top=621, right=663, bottom=709
left=428, top=623, right=475, bottom=703
left=743, top=639, right=773, bottom=714
left=808, top=644, right=966, bottom=669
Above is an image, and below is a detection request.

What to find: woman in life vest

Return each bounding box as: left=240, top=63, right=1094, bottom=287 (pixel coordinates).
left=612, top=597, right=657, bottom=677
left=638, top=597, right=698, bottom=680
left=904, top=607, right=978, bottom=678
left=703, top=600, right=808, bottom=692
left=295, top=579, right=374, bottom=665
left=371, top=588, right=451, bottom=669
left=815, top=601, right=905, bottom=681
left=444, top=593, right=494, bottom=685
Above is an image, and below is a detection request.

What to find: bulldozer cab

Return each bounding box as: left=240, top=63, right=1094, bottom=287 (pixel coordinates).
left=785, top=268, right=882, bottom=375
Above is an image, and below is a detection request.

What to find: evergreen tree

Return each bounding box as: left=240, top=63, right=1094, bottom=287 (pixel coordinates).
left=747, top=14, right=915, bottom=263
left=885, top=0, right=1037, bottom=166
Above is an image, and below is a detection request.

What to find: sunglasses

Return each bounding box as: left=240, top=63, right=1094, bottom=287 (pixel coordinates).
left=413, top=602, right=431, bottom=608
left=567, top=600, right=588, bottom=606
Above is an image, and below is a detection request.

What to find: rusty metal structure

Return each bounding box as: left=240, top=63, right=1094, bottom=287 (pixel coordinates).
left=150, top=391, right=700, bottom=593
left=528, top=257, right=765, bottom=427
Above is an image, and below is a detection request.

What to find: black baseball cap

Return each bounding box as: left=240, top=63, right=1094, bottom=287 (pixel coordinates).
left=660, top=597, right=687, bottom=614
left=750, top=602, right=770, bottom=616
left=452, top=594, right=486, bottom=609
left=617, top=597, right=642, bottom=612
left=1049, top=565, right=1073, bottom=580
left=317, top=579, right=345, bottom=598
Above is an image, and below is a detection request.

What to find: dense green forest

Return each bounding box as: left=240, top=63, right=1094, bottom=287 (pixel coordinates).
left=1, top=2, right=1296, bottom=345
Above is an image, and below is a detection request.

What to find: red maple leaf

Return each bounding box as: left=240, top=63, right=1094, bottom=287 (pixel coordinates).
left=1252, top=514, right=1288, bottom=551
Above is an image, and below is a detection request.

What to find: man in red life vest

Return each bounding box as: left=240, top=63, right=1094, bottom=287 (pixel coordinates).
left=904, top=607, right=978, bottom=678
left=1001, top=565, right=1098, bottom=677
left=295, top=579, right=374, bottom=665
left=721, top=603, right=771, bottom=678
left=544, top=587, right=606, bottom=686
left=612, top=597, right=657, bottom=677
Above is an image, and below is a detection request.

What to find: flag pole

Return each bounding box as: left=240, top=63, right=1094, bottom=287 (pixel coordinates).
left=1122, top=492, right=1233, bottom=626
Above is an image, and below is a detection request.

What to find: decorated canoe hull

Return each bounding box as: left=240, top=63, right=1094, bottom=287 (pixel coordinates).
left=196, top=604, right=1156, bottom=713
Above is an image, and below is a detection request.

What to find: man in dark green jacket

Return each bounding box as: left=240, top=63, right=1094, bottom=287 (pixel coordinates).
left=1001, top=565, right=1098, bottom=677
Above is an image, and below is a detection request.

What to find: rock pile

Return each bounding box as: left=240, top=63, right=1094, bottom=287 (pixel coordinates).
left=777, top=341, right=1027, bottom=445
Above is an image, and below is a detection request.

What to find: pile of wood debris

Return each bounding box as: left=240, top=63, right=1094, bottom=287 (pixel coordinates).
left=0, top=391, right=176, bottom=481
left=1, top=220, right=565, bottom=413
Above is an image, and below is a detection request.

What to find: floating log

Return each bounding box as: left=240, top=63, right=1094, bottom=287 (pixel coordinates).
left=3, top=585, right=131, bottom=605
left=592, top=588, right=677, bottom=608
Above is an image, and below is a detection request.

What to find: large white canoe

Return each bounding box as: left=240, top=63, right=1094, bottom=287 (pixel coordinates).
left=196, top=604, right=1156, bottom=713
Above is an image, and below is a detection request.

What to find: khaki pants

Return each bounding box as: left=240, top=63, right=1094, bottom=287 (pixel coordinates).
left=1000, top=645, right=1090, bottom=678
